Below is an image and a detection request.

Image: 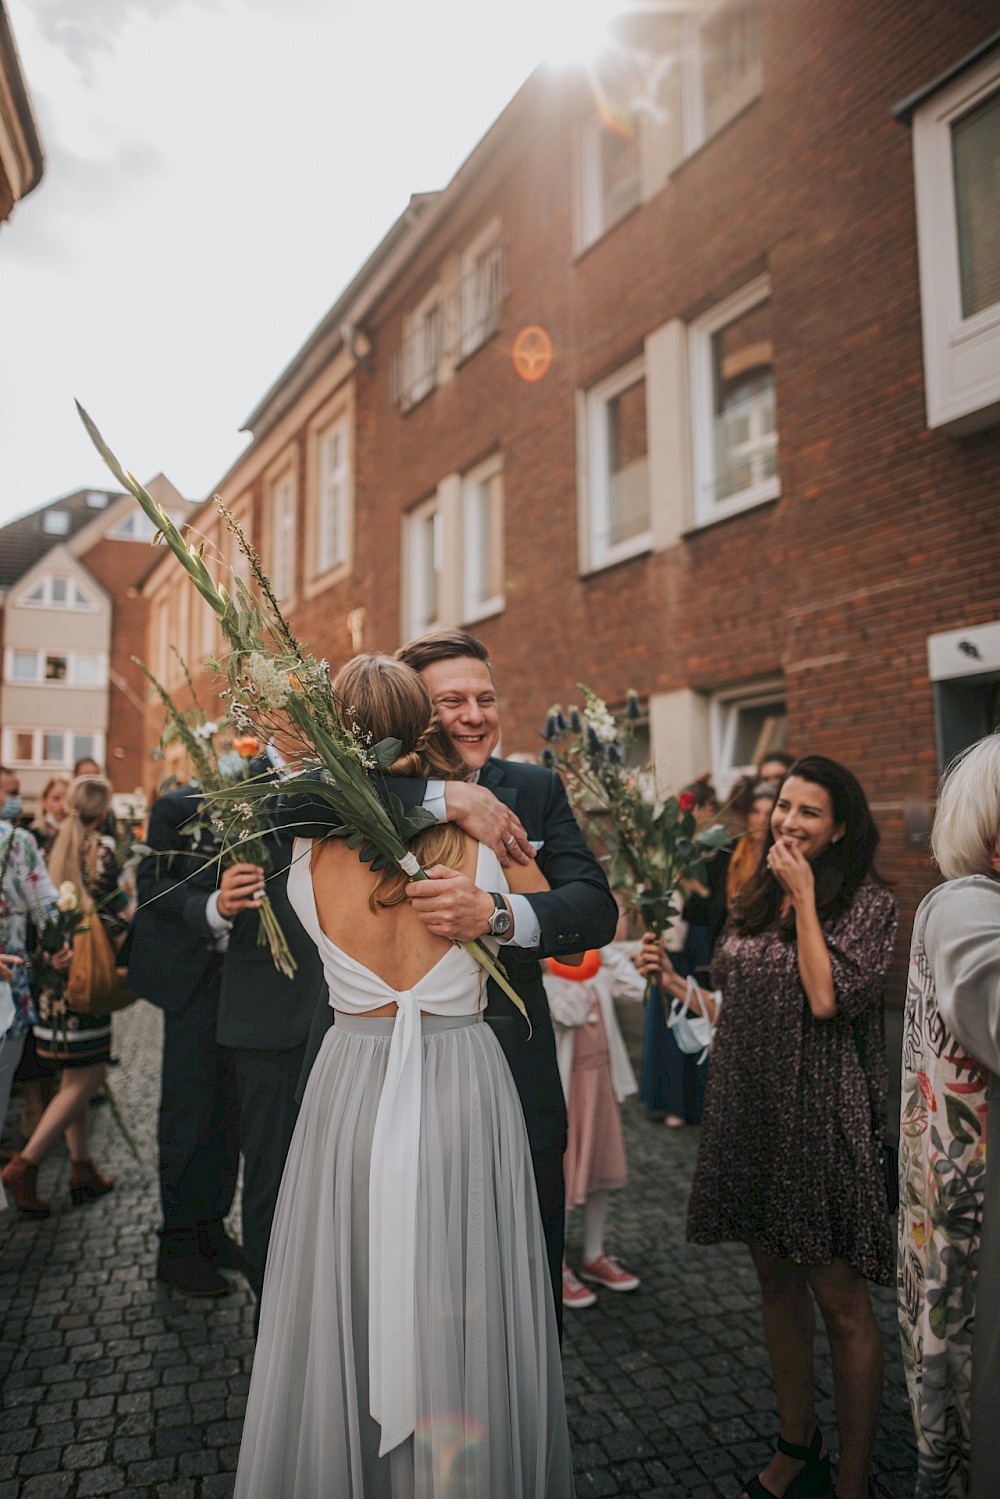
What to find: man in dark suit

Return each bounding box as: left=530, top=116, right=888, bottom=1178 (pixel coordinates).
left=295, top=631, right=618, bottom=1330
left=129, top=784, right=325, bottom=1301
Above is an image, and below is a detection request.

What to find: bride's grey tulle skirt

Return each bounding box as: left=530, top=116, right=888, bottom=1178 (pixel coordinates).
left=234, top=1013, right=575, bottom=1499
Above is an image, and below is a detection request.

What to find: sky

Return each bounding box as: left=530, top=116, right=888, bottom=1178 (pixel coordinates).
left=0, top=0, right=618, bottom=526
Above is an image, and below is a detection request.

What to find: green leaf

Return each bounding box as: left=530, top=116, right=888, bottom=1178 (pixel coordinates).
left=372, top=737, right=402, bottom=770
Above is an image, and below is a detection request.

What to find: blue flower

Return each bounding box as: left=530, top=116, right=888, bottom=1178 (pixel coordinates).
left=541, top=747, right=556, bottom=769
left=626, top=690, right=642, bottom=721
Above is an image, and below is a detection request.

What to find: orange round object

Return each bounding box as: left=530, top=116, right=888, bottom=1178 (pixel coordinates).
left=547, top=951, right=601, bottom=982
left=512, top=325, right=554, bottom=382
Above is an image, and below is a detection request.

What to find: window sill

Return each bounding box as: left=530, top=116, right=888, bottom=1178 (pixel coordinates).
left=682, top=493, right=780, bottom=540
left=303, top=562, right=352, bottom=602
left=462, top=599, right=505, bottom=627
left=581, top=534, right=654, bottom=577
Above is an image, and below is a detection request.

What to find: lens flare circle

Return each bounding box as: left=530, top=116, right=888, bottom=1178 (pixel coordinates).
left=512, top=325, right=554, bottom=382
left=413, top=1411, right=485, bottom=1484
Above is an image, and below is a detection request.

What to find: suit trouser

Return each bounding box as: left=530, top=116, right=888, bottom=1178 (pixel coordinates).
left=157, top=963, right=240, bottom=1256
left=532, top=1140, right=566, bottom=1342
left=232, top=1041, right=307, bottom=1304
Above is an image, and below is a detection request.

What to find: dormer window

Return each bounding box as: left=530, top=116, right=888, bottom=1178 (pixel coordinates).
left=42, top=510, right=70, bottom=535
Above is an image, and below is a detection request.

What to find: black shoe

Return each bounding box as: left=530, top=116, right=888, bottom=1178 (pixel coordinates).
left=198, top=1226, right=245, bottom=1274
left=156, top=1252, right=231, bottom=1297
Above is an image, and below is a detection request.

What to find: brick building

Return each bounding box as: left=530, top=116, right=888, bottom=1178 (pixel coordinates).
left=0, top=480, right=196, bottom=814
left=143, top=1, right=1000, bottom=998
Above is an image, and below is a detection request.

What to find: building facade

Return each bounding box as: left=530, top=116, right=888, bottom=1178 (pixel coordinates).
left=143, top=0, right=1000, bottom=998
left=0, top=479, right=195, bottom=812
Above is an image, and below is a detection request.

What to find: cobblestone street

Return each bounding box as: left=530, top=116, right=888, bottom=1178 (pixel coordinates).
left=0, top=1001, right=918, bottom=1498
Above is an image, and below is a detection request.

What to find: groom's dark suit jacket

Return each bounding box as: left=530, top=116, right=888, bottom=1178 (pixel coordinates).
left=126, top=787, right=325, bottom=1049
left=295, top=758, right=618, bottom=1154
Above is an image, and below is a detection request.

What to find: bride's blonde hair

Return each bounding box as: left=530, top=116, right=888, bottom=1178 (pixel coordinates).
left=331, top=654, right=468, bottom=908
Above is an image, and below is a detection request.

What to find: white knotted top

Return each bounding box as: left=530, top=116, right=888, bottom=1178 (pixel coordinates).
left=286, top=836, right=504, bottom=1455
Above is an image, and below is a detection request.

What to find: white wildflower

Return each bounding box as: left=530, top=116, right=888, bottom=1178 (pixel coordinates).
left=245, top=652, right=290, bottom=710
left=56, top=882, right=78, bottom=914
left=193, top=720, right=220, bottom=740
left=584, top=697, right=618, bottom=745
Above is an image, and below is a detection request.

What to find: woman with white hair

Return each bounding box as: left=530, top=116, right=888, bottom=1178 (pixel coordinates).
left=899, top=732, right=1000, bottom=1499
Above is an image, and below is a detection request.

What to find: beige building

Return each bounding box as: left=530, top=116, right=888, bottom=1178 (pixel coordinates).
left=0, top=479, right=195, bottom=813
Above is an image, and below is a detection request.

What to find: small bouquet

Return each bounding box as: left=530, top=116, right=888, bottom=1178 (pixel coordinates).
left=542, top=688, right=731, bottom=994
left=79, top=406, right=529, bottom=1025
left=138, top=653, right=297, bottom=979
left=30, top=882, right=87, bottom=1004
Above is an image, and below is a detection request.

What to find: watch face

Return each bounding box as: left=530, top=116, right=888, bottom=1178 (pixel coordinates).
left=490, top=906, right=513, bottom=935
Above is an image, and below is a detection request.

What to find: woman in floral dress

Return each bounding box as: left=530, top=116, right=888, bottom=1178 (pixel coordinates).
left=644, top=757, right=898, bottom=1499
left=0, top=811, right=64, bottom=1146
left=2, top=777, right=128, bottom=1217
left=899, top=734, right=1000, bottom=1499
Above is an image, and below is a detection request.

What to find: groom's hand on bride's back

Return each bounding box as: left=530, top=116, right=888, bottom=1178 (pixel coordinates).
left=406, top=865, right=497, bottom=941
left=442, top=782, right=532, bottom=868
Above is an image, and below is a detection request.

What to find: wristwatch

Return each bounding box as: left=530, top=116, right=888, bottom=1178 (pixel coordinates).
left=487, top=892, right=513, bottom=938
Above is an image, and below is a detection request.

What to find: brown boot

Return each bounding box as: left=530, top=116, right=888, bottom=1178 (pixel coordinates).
left=1, top=1153, right=50, bottom=1219
left=69, top=1159, right=114, bottom=1207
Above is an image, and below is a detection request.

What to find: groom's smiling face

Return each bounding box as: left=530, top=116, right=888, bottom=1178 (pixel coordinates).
left=420, top=657, right=500, bottom=774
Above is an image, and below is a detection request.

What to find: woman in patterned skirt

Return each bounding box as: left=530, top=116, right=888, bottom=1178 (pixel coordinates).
left=641, top=756, right=897, bottom=1499
left=899, top=734, right=1000, bottom=1499
left=2, top=776, right=129, bottom=1216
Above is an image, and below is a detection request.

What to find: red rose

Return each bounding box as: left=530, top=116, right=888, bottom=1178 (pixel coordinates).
left=678, top=792, right=696, bottom=814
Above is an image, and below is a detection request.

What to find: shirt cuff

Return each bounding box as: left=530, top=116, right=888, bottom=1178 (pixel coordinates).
left=505, top=894, right=541, bottom=949
left=423, top=780, right=448, bottom=823
left=205, top=890, right=233, bottom=940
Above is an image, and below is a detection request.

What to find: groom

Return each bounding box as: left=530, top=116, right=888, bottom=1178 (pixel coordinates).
left=297, top=630, right=618, bottom=1329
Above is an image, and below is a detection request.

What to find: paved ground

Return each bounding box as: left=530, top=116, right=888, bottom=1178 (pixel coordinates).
left=0, top=1000, right=918, bottom=1498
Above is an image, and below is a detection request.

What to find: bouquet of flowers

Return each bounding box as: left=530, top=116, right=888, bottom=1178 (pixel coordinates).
left=138, top=652, right=297, bottom=978
left=542, top=688, right=731, bottom=982
left=78, top=405, right=529, bottom=1025
left=30, top=881, right=87, bottom=1001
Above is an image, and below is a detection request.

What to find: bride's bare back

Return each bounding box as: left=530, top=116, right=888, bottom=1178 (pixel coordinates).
left=309, top=833, right=480, bottom=1001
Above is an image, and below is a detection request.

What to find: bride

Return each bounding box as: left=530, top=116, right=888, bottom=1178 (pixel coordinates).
left=234, top=654, right=575, bottom=1498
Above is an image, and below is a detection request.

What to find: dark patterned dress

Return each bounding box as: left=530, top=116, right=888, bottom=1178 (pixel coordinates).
left=687, top=883, right=898, bottom=1284
left=34, top=835, right=129, bottom=1069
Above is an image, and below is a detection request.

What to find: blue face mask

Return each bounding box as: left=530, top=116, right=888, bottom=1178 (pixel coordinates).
left=1, top=794, right=23, bottom=822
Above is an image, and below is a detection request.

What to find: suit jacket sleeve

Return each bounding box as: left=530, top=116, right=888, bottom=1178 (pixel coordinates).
left=137, top=794, right=216, bottom=941
left=521, top=770, right=618, bottom=958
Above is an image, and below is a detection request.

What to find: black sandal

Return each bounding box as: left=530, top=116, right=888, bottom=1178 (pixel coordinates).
left=742, top=1426, right=831, bottom=1499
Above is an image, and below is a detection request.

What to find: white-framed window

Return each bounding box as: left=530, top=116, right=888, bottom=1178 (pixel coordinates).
left=682, top=0, right=763, bottom=157
left=110, top=510, right=161, bottom=542
left=462, top=454, right=504, bottom=623
left=710, top=682, right=787, bottom=796
left=315, top=414, right=350, bottom=575
left=404, top=494, right=443, bottom=640
left=10, top=650, right=37, bottom=683
left=268, top=467, right=297, bottom=604
left=3, top=729, right=105, bottom=770
left=398, top=286, right=443, bottom=409
left=461, top=223, right=505, bottom=358
left=19, top=575, right=94, bottom=609
left=583, top=356, right=652, bottom=570
left=4, top=650, right=104, bottom=686
left=42, top=510, right=70, bottom=536
left=577, top=114, right=641, bottom=250
left=909, top=46, right=1000, bottom=431
left=689, top=275, right=778, bottom=526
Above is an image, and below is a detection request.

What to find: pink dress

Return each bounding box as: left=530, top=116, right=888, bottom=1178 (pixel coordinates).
left=564, top=996, right=628, bottom=1208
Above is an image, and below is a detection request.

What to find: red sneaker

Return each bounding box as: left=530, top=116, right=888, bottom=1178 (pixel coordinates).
left=562, top=1264, right=597, bottom=1309
left=579, top=1254, right=639, bottom=1292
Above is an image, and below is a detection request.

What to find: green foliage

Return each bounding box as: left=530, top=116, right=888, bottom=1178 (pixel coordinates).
left=544, top=687, right=732, bottom=937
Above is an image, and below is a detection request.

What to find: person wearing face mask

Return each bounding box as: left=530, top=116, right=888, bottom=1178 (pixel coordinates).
left=32, top=776, right=69, bottom=860
left=640, top=756, right=897, bottom=1499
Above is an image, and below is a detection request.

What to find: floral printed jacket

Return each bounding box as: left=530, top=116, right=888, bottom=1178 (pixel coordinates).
left=0, top=821, right=58, bottom=1035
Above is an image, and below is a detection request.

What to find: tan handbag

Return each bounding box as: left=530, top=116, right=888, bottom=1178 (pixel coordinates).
left=65, top=910, right=137, bottom=1017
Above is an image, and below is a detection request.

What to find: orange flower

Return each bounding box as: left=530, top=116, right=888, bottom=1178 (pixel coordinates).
left=232, top=735, right=260, bottom=759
